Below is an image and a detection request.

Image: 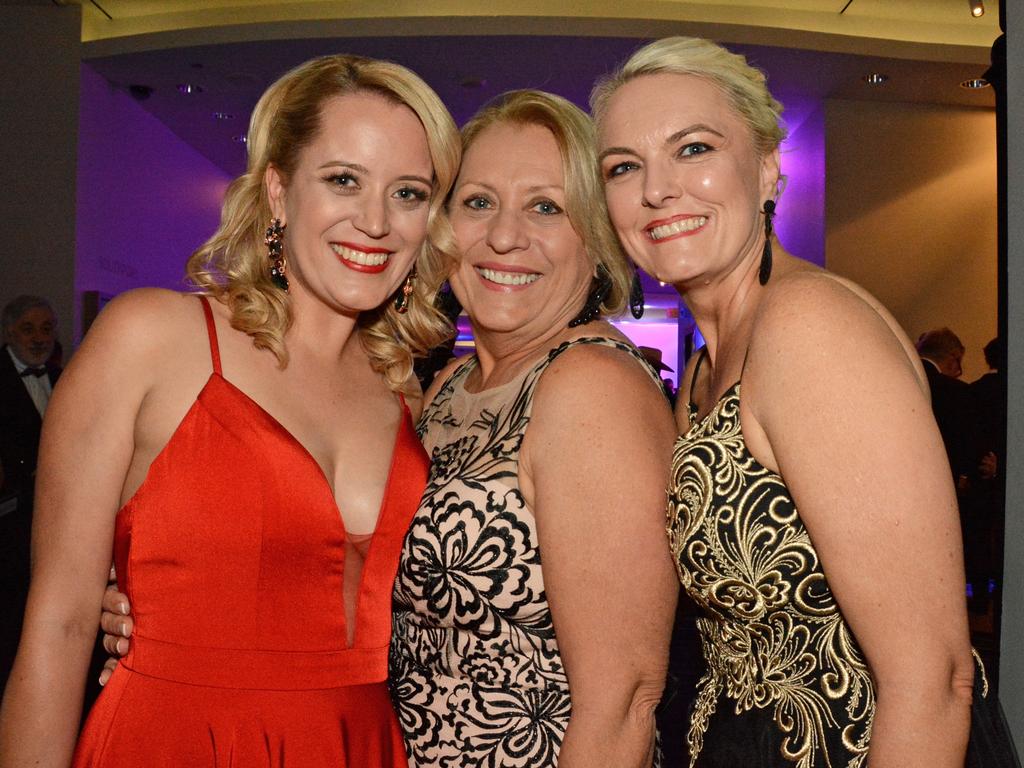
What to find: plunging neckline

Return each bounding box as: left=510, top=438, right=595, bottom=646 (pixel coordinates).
left=118, top=372, right=407, bottom=542
left=212, top=372, right=406, bottom=538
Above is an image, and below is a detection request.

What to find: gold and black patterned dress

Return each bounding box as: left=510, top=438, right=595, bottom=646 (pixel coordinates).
left=666, top=351, right=875, bottom=768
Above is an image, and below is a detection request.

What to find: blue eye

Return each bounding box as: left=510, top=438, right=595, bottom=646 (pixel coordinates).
left=678, top=142, right=711, bottom=158
left=605, top=161, right=639, bottom=180
left=531, top=200, right=563, bottom=215
left=463, top=195, right=492, bottom=211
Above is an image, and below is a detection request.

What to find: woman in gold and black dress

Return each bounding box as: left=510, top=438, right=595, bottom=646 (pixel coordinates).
left=593, top=37, right=976, bottom=767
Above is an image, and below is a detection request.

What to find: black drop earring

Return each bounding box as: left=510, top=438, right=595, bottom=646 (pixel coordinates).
left=629, top=269, right=645, bottom=319
left=569, top=265, right=612, bottom=328
left=759, top=199, right=776, bottom=286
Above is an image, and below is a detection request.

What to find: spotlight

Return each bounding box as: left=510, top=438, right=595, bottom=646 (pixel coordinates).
left=862, top=73, right=889, bottom=86
left=968, top=0, right=984, bottom=17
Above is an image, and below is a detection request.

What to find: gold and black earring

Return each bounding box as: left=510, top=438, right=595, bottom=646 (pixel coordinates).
left=266, top=218, right=288, bottom=291
left=395, top=270, right=415, bottom=314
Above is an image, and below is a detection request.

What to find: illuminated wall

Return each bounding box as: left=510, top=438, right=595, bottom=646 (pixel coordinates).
left=825, top=99, right=997, bottom=381
left=75, top=64, right=231, bottom=340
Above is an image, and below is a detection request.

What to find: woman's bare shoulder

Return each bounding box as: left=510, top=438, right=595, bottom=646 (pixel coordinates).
left=754, top=268, right=918, bottom=370
left=746, top=266, right=927, bottom=425
left=534, top=337, right=672, bottom=428
left=77, top=289, right=212, bottom=375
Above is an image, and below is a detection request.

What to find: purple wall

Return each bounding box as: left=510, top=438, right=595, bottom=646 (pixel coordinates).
left=75, top=64, right=231, bottom=342
left=775, top=100, right=826, bottom=267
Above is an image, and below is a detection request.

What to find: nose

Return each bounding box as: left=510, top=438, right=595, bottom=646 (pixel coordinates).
left=354, top=193, right=391, bottom=238
left=486, top=206, right=529, bottom=253
left=641, top=160, right=683, bottom=209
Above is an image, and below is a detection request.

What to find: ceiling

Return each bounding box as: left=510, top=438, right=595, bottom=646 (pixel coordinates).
left=56, top=0, right=1001, bottom=303
left=65, top=1, right=1000, bottom=172
left=55, top=0, right=1000, bottom=51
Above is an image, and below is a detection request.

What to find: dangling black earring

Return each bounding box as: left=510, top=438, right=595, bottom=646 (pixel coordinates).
left=629, top=269, right=645, bottom=319
left=758, top=199, right=776, bottom=286
left=266, top=218, right=288, bottom=291
left=569, top=265, right=612, bottom=328
left=394, top=269, right=415, bottom=314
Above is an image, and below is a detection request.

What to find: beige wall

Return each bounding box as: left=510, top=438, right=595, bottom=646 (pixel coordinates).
left=825, top=99, right=997, bottom=382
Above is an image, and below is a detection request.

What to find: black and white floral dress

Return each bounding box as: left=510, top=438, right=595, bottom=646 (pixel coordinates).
left=389, top=337, right=662, bottom=768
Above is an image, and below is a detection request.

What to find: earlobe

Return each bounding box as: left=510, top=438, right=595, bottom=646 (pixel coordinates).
left=761, top=149, right=782, bottom=200
left=264, top=165, right=286, bottom=222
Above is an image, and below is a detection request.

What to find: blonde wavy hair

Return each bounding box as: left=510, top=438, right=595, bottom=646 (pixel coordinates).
left=590, top=36, right=787, bottom=158
left=457, top=90, right=632, bottom=318
left=187, top=55, right=460, bottom=393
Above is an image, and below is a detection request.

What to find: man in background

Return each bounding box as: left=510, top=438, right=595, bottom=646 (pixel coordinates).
left=916, top=327, right=979, bottom=486
left=0, top=294, right=61, bottom=687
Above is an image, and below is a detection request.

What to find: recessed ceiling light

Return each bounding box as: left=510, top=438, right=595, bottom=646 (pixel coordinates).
left=863, top=73, right=889, bottom=86
left=968, top=0, right=985, bottom=17
left=232, top=135, right=247, bottom=144
left=176, top=83, right=203, bottom=94
left=212, top=112, right=234, bottom=120
left=960, top=78, right=990, bottom=89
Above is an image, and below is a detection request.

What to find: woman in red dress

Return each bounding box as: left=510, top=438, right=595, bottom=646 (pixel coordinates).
left=0, top=54, right=459, bottom=767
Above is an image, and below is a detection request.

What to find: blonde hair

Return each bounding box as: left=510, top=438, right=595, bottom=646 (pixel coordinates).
left=591, top=37, right=787, bottom=157
left=187, top=55, right=460, bottom=393
left=457, top=90, right=631, bottom=318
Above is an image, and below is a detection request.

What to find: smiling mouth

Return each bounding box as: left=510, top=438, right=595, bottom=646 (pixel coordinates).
left=647, top=216, right=708, bottom=242
left=475, top=267, right=541, bottom=287
left=330, top=243, right=392, bottom=268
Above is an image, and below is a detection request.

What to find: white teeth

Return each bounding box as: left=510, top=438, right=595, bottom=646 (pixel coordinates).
left=649, top=216, right=707, bottom=241
left=477, top=267, right=541, bottom=286
left=330, top=243, right=390, bottom=266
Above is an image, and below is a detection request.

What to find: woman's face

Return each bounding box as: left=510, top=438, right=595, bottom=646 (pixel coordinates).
left=266, top=91, right=434, bottom=317
left=598, top=73, right=779, bottom=288
left=448, top=121, right=593, bottom=341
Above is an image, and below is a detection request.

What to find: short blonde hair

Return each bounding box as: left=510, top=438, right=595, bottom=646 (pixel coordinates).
left=591, top=36, right=786, bottom=157
left=457, top=90, right=631, bottom=318
left=187, top=55, right=460, bottom=393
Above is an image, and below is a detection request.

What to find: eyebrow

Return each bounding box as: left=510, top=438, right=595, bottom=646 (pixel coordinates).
left=666, top=124, right=724, bottom=144
left=599, top=123, right=725, bottom=161
left=319, top=161, right=432, bottom=188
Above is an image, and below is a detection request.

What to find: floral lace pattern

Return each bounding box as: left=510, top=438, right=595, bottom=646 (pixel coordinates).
left=390, top=338, right=660, bottom=767
left=667, top=382, right=875, bottom=768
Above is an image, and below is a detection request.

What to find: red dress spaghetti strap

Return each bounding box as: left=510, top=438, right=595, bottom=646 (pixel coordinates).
left=72, top=296, right=425, bottom=767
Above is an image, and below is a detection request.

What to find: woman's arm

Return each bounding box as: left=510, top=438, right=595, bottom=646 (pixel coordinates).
left=522, top=344, right=679, bottom=768
left=0, top=292, right=167, bottom=766
left=745, top=272, right=974, bottom=768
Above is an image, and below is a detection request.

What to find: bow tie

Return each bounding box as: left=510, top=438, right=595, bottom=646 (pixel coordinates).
left=20, top=366, right=47, bottom=378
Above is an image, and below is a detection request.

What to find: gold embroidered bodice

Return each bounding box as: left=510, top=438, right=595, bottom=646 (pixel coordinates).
left=666, top=380, right=876, bottom=768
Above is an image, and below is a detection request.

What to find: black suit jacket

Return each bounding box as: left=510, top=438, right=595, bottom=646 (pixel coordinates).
left=0, top=348, right=60, bottom=686
left=0, top=345, right=60, bottom=499
left=922, top=359, right=981, bottom=481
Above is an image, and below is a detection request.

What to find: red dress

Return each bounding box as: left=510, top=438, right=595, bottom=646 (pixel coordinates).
left=73, top=297, right=425, bottom=767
